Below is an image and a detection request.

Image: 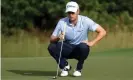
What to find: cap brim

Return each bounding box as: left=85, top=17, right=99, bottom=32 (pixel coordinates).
left=65, top=8, right=77, bottom=13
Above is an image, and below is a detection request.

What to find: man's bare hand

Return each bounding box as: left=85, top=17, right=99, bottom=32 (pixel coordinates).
left=59, top=32, right=65, bottom=40
left=82, top=40, right=95, bottom=47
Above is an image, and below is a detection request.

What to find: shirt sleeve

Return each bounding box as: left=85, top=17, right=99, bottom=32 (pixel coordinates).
left=85, top=17, right=99, bottom=31
left=52, top=20, right=62, bottom=37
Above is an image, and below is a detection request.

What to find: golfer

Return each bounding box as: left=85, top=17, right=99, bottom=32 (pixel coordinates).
left=48, top=1, right=106, bottom=77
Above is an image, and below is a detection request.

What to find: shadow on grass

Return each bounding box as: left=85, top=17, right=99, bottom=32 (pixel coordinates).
left=7, top=70, right=57, bottom=76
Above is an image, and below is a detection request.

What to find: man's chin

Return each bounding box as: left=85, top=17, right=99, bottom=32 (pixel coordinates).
left=70, top=19, right=75, bottom=21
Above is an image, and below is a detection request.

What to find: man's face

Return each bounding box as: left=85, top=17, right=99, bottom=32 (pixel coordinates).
left=67, top=10, right=79, bottom=22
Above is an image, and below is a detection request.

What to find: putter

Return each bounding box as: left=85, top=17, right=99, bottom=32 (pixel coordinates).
left=52, top=23, right=66, bottom=79
left=53, top=40, right=64, bottom=79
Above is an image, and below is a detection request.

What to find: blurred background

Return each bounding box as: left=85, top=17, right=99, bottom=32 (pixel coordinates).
left=1, top=0, right=133, bottom=57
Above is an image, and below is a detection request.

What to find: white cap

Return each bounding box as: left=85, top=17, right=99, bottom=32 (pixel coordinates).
left=65, top=1, right=79, bottom=13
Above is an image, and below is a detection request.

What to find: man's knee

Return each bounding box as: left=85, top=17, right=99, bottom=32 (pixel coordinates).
left=48, top=43, right=57, bottom=52
left=78, top=43, right=89, bottom=51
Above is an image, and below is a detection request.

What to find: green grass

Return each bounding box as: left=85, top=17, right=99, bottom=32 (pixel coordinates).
left=1, top=48, right=133, bottom=80
left=1, top=31, right=133, bottom=79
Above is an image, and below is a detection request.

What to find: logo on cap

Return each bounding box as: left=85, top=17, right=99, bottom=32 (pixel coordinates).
left=65, top=1, right=79, bottom=13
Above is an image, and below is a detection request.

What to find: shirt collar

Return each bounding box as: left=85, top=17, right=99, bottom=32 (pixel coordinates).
left=67, top=15, right=81, bottom=26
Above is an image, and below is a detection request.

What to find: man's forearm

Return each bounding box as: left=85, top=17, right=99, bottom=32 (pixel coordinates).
left=92, top=30, right=106, bottom=45
left=50, top=36, right=60, bottom=43
left=90, top=25, right=106, bottom=46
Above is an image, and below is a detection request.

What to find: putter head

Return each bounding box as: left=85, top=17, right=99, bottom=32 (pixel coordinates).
left=52, top=76, right=57, bottom=79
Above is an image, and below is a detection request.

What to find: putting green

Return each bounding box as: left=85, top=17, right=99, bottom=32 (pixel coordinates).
left=1, top=48, right=133, bottom=80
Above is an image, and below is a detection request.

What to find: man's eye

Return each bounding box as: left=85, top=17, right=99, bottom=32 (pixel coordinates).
left=68, top=12, right=75, bottom=14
